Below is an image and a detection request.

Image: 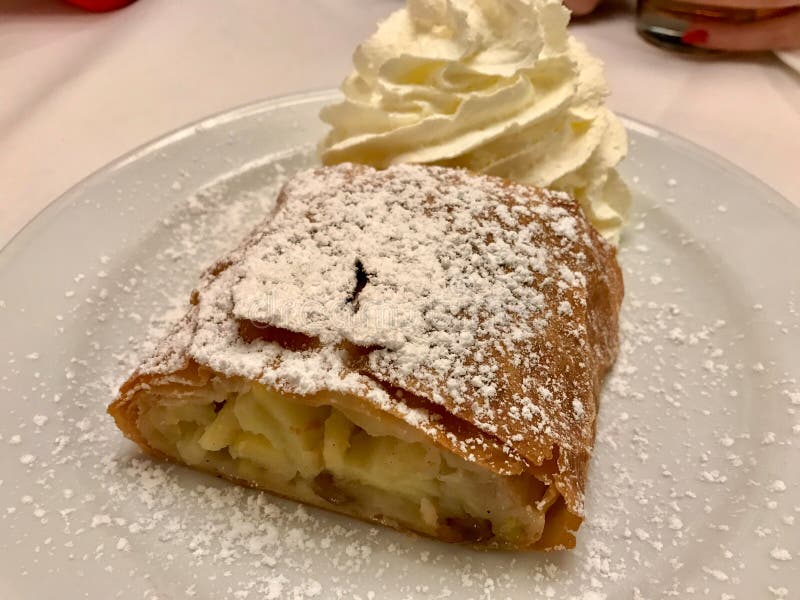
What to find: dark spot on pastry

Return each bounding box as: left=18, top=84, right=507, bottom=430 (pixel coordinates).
left=207, top=259, right=233, bottom=278
left=237, top=319, right=320, bottom=352
left=345, top=258, right=370, bottom=311
left=444, top=516, right=494, bottom=543
left=311, top=471, right=352, bottom=505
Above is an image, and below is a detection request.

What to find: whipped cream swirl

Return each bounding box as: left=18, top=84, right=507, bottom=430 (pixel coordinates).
left=319, top=0, right=630, bottom=242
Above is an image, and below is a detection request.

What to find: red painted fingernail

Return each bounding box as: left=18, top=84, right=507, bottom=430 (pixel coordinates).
left=681, top=29, right=709, bottom=45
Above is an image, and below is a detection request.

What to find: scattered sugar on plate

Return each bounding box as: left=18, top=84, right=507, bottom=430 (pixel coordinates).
left=0, top=151, right=797, bottom=598
left=770, top=548, right=792, bottom=561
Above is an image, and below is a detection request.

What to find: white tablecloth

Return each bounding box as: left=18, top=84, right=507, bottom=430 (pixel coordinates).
left=2, top=0, right=799, bottom=248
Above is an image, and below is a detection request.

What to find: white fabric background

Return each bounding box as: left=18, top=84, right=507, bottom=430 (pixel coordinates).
left=1, top=0, right=799, bottom=247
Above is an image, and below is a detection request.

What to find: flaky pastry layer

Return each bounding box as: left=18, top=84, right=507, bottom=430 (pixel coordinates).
left=109, top=163, right=623, bottom=550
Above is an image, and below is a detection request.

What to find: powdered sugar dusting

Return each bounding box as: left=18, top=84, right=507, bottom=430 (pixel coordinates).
left=170, top=162, right=621, bottom=509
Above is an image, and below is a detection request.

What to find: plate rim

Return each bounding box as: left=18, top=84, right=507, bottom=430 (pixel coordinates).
left=2, top=87, right=799, bottom=266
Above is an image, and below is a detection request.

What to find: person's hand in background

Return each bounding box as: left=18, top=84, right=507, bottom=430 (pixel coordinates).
left=563, top=0, right=800, bottom=50
left=564, top=0, right=603, bottom=15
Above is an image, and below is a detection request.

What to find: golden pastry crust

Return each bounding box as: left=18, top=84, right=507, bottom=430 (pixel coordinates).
left=109, top=163, right=623, bottom=550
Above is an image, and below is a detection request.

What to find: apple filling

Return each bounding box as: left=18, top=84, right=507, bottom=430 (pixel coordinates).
left=136, top=382, right=556, bottom=547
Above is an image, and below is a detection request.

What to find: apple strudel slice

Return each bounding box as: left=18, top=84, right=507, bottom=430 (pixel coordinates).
left=109, top=163, right=623, bottom=550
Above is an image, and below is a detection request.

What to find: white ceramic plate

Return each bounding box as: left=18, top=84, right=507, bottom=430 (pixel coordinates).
left=776, top=49, right=800, bottom=74
left=1, top=90, right=798, bottom=600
